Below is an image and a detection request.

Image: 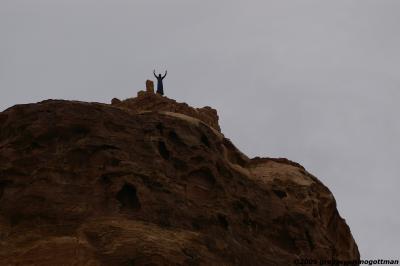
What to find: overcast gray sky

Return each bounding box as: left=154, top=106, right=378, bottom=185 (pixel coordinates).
left=1, top=0, right=399, bottom=259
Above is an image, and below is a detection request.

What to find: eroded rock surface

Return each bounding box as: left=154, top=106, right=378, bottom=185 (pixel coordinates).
left=0, top=97, right=359, bottom=265
left=112, top=91, right=221, bottom=132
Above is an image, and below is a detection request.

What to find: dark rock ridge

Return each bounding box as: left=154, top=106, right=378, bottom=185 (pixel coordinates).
left=0, top=93, right=359, bottom=265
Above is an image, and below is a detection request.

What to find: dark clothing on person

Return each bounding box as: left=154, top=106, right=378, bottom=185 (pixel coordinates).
left=153, top=70, right=167, bottom=95
left=156, top=76, right=164, bottom=95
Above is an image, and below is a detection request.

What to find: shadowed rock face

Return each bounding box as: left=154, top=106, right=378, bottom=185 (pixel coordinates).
left=0, top=96, right=359, bottom=265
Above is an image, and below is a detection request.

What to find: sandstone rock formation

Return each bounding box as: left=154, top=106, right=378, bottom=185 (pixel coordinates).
left=146, top=80, right=155, bottom=94
left=0, top=94, right=359, bottom=265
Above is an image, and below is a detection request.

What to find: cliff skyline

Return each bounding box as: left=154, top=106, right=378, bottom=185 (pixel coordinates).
left=1, top=1, right=399, bottom=259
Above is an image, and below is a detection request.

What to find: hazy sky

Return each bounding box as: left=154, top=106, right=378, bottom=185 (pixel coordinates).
left=1, top=0, right=399, bottom=259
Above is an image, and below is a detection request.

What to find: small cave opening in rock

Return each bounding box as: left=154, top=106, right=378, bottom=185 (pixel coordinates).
left=110, top=158, right=121, bottom=166
left=0, top=183, right=5, bottom=200
left=30, top=141, right=41, bottom=149
left=188, top=169, right=216, bottom=190
left=272, top=189, right=287, bottom=199
left=0, top=180, right=11, bottom=200
left=100, top=174, right=111, bottom=185
left=168, top=130, right=183, bottom=145
left=116, top=183, right=141, bottom=211
left=156, top=123, right=164, bottom=134
left=217, top=214, right=229, bottom=230
left=158, top=141, right=170, bottom=160
left=200, top=134, right=210, bottom=148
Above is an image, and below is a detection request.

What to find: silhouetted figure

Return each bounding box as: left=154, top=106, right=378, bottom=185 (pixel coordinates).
left=153, top=70, right=167, bottom=95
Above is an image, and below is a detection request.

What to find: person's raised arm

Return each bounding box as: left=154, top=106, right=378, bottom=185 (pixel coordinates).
left=162, top=70, right=167, bottom=79
left=153, top=70, right=157, bottom=78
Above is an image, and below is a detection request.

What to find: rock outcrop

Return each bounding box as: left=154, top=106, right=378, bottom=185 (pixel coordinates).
left=112, top=89, right=220, bottom=132
left=0, top=93, right=359, bottom=265
left=145, top=80, right=155, bottom=94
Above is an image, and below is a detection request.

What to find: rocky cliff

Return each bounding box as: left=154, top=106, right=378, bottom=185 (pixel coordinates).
left=0, top=91, right=359, bottom=265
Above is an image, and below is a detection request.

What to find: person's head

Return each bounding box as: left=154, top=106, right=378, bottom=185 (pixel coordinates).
left=158, top=74, right=162, bottom=78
